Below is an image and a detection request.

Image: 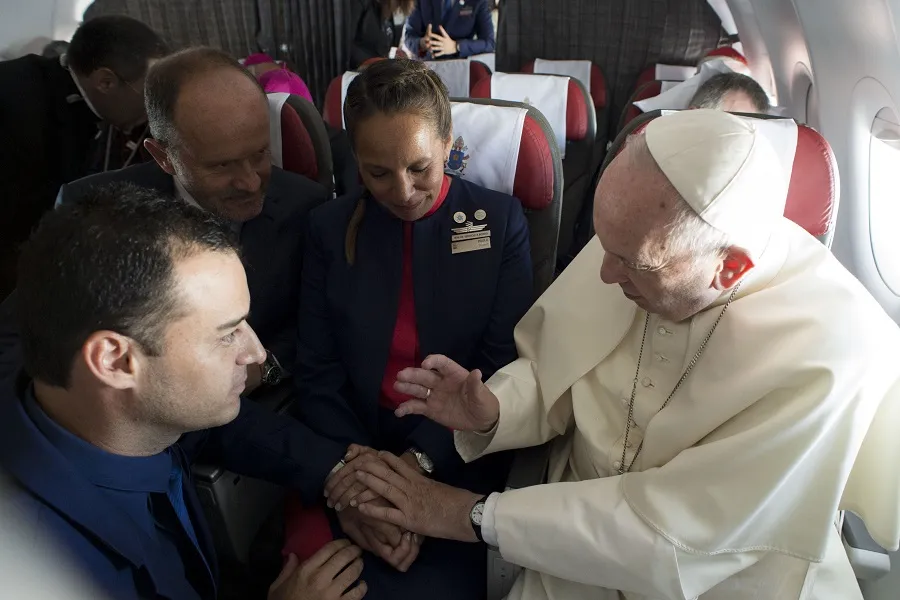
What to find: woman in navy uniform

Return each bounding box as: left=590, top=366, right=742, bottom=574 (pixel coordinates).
left=284, top=58, right=532, bottom=599
left=404, top=0, right=495, bottom=59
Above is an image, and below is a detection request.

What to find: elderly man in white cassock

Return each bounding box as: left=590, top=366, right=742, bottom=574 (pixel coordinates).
left=349, top=109, right=900, bottom=600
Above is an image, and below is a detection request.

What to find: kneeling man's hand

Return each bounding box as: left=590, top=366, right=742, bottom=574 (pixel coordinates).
left=269, top=540, right=367, bottom=600
left=338, top=503, right=422, bottom=573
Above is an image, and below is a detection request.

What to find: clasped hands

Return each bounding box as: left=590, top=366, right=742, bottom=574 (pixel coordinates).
left=324, top=445, right=423, bottom=573
left=323, top=355, right=502, bottom=571
left=419, top=24, right=459, bottom=57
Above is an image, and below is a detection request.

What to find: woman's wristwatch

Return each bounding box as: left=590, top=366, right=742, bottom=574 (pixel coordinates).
left=405, top=446, right=435, bottom=474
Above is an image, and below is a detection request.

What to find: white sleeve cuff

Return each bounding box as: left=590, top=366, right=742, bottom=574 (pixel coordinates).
left=482, top=491, right=501, bottom=547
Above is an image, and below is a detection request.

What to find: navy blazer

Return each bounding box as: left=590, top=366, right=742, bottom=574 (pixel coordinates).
left=0, top=373, right=346, bottom=600
left=294, top=177, right=532, bottom=475
left=55, top=161, right=328, bottom=367
left=405, top=0, right=495, bottom=58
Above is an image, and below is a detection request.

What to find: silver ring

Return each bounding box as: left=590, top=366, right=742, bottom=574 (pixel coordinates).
left=425, top=388, right=432, bottom=399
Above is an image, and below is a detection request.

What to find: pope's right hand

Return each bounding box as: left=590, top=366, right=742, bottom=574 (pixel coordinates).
left=393, top=354, right=499, bottom=432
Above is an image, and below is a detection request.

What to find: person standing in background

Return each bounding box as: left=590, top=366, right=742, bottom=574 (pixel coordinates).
left=347, top=0, right=416, bottom=69
left=404, top=0, right=495, bottom=60
left=0, top=15, right=168, bottom=300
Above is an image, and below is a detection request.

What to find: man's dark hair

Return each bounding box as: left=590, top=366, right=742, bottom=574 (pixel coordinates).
left=67, top=15, right=169, bottom=83
left=145, top=46, right=265, bottom=145
left=17, top=183, right=238, bottom=388
left=688, top=72, right=770, bottom=113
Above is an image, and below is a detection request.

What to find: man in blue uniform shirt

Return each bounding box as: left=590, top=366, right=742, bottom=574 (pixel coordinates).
left=0, top=183, right=369, bottom=600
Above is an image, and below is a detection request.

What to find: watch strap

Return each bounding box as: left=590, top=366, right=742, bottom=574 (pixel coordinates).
left=471, top=495, right=488, bottom=543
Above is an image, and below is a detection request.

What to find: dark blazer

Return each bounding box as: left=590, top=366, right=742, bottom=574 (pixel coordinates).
left=0, top=373, right=346, bottom=600
left=294, top=177, right=532, bottom=476
left=56, top=161, right=329, bottom=366
left=347, top=0, right=403, bottom=69
left=0, top=55, right=101, bottom=298
left=405, top=0, right=495, bottom=59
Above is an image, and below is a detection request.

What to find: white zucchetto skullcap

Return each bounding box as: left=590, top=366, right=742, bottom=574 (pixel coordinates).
left=644, top=109, right=793, bottom=253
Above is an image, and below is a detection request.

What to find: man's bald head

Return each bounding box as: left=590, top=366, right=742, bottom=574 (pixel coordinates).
left=592, top=110, right=788, bottom=321
left=143, top=47, right=273, bottom=223
left=145, top=47, right=266, bottom=146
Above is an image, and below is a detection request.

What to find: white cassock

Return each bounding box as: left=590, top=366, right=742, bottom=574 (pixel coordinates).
left=455, top=111, right=900, bottom=600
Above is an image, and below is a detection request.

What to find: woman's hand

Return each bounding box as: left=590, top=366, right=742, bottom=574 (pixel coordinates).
left=429, top=26, right=459, bottom=57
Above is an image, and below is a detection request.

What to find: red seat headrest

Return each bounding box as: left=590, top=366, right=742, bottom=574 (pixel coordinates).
left=633, top=66, right=658, bottom=95
left=521, top=60, right=608, bottom=110
left=278, top=102, right=319, bottom=182
left=470, top=76, right=589, bottom=142
left=514, top=114, right=556, bottom=210
left=619, top=80, right=662, bottom=133
left=324, top=75, right=343, bottom=130
left=784, top=125, right=838, bottom=238
left=470, top=60, right=491, bottom=93
left=705, top=47, right=748, bottom=65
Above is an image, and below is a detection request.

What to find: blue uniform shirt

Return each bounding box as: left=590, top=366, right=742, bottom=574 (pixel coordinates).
left=22, top=389, right=209, bottom=600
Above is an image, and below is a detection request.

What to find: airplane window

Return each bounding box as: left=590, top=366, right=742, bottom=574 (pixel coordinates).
left=868, top=107, right=900, bottom=295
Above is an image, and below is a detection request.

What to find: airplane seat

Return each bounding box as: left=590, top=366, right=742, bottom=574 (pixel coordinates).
left=703, top=46, right=748, bottom=65
left=192, top=384, right=296, bottom=571
left=446, top=98, right=563, bottom=296
left=446, top=98, right=561, bottom=600
left=470, top=74, right=596, bottom=271
left=605, top=110, right=840, bottom=246
left=266, top=93, right=334, bottom=193
left=469, top=59, right=493, bottom=90
left=521, top=59, right=609, bottom=143
left=629, top=63, right=698, bottom=104
left=324, top=61, right=492, bottom=132
left=617, top=80, right=663, bottom=135
left=323, top=74, right=346, bottom=130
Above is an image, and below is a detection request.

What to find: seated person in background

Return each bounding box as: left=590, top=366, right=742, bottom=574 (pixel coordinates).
left=349, top=110, right=900, bottom=600
left=347, top=0, right=415, bottom=69
left=688, top=71, right=770, bottom=113
left=0, top=15, right=168, bottom=299
left=0, top=184, right=367, bottom=600
left=285, top=58, right=533, bottom=599
left=404, top=0, right=495, bottom=59
left=244, top=52, right=314, bottom=102
left=56, top=47, right=331, bottom=391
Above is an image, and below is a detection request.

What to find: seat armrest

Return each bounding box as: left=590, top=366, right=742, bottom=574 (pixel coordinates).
left=504, top=442, right=552, bottom=490
left=842, top=511, right=891, bottom=581
left=190, top=381, right=295, bottom=566
left=488, top=442, right=553, bottom=600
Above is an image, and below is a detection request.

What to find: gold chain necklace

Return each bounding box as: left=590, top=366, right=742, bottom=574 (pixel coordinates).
left=618, top=283, right=742, bottom=475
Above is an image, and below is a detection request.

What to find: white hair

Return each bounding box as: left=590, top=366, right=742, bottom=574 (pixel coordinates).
left=624, top=133, right=731, bottom=260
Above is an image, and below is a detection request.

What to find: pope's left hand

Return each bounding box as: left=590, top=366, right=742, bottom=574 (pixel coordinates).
left=429, top=26, right=459, bottom=57
left=355, top=451, right=482, bottom=542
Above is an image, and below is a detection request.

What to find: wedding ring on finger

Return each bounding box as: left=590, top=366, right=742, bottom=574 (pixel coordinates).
left=425, top=388, right=432, bottom=399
